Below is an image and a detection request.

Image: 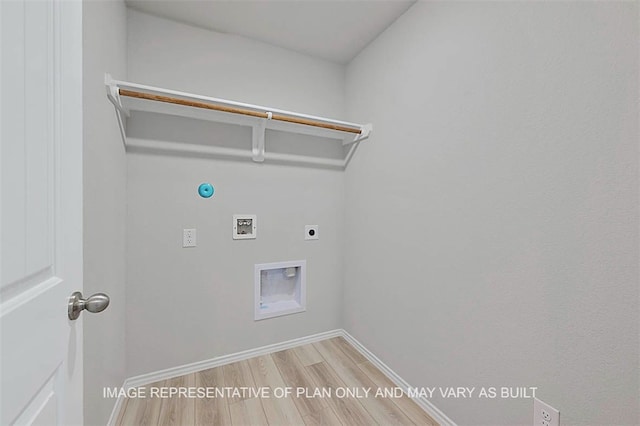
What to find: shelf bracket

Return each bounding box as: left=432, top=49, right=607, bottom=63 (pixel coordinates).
left=252, top=115, right=269, bottom=162
left=104, top=73, right=130, bottom=118
left=105, top=74, right=130, bottom=148
left=343, top=123, right=373, bottom=145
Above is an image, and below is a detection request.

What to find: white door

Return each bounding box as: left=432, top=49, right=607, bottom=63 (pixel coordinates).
left=1, top=0, right=85, bottom=424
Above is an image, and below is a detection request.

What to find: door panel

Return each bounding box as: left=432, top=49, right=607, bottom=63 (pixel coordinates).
left=24, top=0, right=54, bottom=275
left=1, top=0, right=28, bottom=287
left=1, top=0, right=53, bottom=291
left=1, top=282, right=67, bottom=424
left=0, top=0, right=83, bottom=424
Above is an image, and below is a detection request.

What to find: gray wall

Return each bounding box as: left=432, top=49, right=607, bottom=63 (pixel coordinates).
left=117, top=4, right=639, bottom=424
left=82, top=1, right=127, bottom=424
left=126, top=9, right=345, bottom=118
left=344, top=2, right=639, bottom=425
left=125, top=10, right=346, bottom=376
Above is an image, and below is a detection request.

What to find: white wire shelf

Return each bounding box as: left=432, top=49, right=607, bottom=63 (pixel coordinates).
left=105, top=74, right=372, bottom=169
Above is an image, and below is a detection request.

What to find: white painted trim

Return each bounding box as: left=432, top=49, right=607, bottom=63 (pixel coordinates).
left=105, top=394, right=124, bottom=426
left=106, top=329, right=342, bottom=425
left=341, top=330, right=457, bottom=426
left=106, top=329, right=455, bottom=426
left=126, top=328, right=342, bottom=388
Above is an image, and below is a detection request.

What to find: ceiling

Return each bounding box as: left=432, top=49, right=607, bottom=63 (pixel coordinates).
left=125, top=0, right=416, bottom=64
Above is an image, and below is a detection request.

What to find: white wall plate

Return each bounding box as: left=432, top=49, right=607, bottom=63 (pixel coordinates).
left=233, top=214, right=256, bottom=240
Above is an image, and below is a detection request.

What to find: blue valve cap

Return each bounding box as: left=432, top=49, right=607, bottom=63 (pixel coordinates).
left=198, top=183, right=214, bottom=198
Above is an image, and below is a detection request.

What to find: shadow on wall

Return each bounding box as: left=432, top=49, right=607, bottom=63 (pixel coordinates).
left=126, top=111, right=351, bottom=167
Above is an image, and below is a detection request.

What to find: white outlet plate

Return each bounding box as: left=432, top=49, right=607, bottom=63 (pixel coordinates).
left=183, top=228, right=196, bottom=247
left=534, top=398, right=559, bottom=426
left=305, top=225, right=319, bottom=240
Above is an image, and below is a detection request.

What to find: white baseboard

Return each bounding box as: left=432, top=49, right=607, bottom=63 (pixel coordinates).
left=123, top=329, right=343, bottom=389
left=341, top=330, right=457, bottom=426
left=106, top=390, right=125, bottom=426
left=106, top=329, right=341, bottom=425
left=107, top=328, right=455, bottom=426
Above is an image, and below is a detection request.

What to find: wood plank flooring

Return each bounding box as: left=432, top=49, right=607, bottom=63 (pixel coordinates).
left=116, top=337, right=439, bottom=425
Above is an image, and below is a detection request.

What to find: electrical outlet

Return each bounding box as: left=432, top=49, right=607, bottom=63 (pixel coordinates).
left=533, top=398, right=559, bottom=426
left=183, top=229, right=196, bottom=247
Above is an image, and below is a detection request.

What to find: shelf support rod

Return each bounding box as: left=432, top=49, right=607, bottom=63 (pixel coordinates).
left=116, top=87, right=362, bottom=134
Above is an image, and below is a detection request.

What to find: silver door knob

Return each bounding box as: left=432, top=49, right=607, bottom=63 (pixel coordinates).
left=68, top=291, right=110, bottom=320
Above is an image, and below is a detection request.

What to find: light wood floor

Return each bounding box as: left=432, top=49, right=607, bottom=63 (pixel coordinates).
left=116, top=337, right=438, bottom=425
